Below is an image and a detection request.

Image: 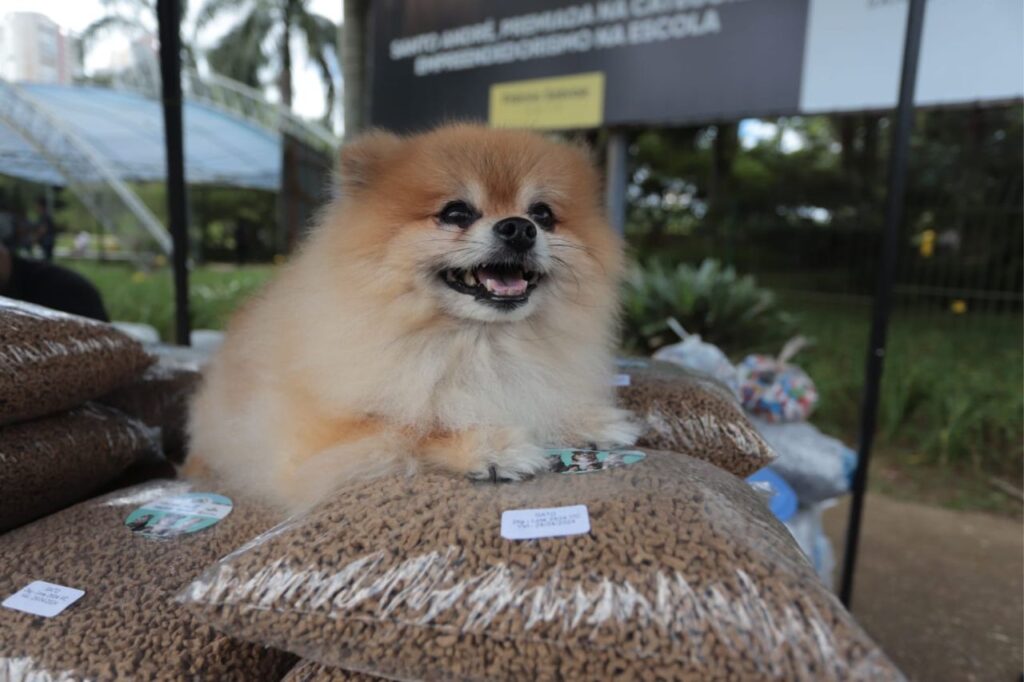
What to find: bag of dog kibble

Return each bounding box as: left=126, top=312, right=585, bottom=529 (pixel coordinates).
left=0, top=404, right=160, bottom=532
left=99, top=358, right=203, bottom=462
left=179, top=449, right=903, bottom=681
left=0, top=296, right=153, bottom=425
left=284, top=660, right=379, bottom=681
left=0, top=479, right=295, bottom=681
left=615, top=358, right=775, bottom=477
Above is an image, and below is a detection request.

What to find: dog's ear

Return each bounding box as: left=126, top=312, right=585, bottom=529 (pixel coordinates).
left=338, top=130, right=403, bottom=194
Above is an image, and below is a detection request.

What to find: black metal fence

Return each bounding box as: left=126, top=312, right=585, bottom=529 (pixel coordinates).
left=626, top=104, right=1024, bottom=318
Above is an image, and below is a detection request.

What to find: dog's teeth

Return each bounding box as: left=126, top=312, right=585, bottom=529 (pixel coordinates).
left=463, top=271, right=476, bottom=286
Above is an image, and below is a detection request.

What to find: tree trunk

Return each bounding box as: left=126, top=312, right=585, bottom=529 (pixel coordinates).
left=278, top=0, right=299, bottom=250
left=707, top=123, right=738, bottom=240
left=341, top=0, right=370, bottom=139
left=836, top=115, right=856, bottom=177
left=279, top=2, right=294, bottom=108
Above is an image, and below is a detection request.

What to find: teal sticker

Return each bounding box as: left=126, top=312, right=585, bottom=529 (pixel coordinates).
left=125, top=493, right=232, bottom=539
left=546, top=448, right=646, bottom=474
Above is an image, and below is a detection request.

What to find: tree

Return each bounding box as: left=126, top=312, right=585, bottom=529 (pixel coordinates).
left=81, top=0, right=197, bottom=71
left=195, top=0, right=338, bottom=121
left=341, top=0, right=369, bottom=139
left=196, top=0, right=339, bottom=251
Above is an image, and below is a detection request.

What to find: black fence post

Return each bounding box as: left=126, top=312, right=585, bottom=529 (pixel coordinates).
left=840, top=0, right=928, bottom=607
left=157, top=0, right=191, bottom=346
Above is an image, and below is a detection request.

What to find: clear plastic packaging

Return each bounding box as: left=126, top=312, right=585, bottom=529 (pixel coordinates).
left=0, top=403, right=160, bottom=532
left=784, top=503, right=837, bottom=589
left=616, top=359, right=775, bottom=477
left=0, top=479, right=294, bottom=681
left=0, top=296, right=153, bottom=425
left=651, top=319, right=741, bottom=398
left=753, top=417, right=856, bottom=504
left=99, top=359, right=203, bottom=462
left=284, top=660, right=378, bottom=681
left=179, top=449, right=903, bottom=681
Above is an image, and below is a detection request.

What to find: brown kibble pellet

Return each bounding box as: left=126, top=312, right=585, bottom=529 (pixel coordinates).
left=180, top=450, right=903, bottom=681
left=283, top=660, right=381, bottom=681
left=0, top=297, right=153, bottom=425
left=0, top=404, right=160, bottom=532
left=99, top=359, right=202, bottom=462
left=0, top=479, right=295, bottom=680
left=617, top=360, right=775, bottom=477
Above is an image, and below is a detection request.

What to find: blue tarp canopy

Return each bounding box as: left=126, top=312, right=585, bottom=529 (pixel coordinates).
left=0, top=84, right=280, bottom=190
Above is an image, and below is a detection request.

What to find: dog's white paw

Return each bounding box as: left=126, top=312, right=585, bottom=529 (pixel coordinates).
left=580, top=409, right=644, bottom=449
left=468, top=442, right=549, bottom=483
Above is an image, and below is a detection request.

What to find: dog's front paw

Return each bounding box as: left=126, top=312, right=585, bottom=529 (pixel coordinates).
left=467, top=441, right=549, bottom=483
left=576, top=407, right=644, bottom=450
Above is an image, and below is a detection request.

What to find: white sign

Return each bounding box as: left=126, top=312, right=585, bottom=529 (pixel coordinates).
left=3, top=581, right=85, bottom=618
left=800, top=0, right=1024, bottom=112
left=501, top=504, right=591, bottom=540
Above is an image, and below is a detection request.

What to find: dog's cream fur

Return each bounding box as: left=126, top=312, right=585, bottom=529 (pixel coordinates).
left=185, top=124, right=639, bottom=511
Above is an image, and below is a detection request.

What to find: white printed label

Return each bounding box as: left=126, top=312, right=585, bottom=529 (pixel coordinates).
left=501, top=505, right=590, bottom=540
left=3, top=581, right=84, bottom=617
left=611, top=373, right=631, bottom=387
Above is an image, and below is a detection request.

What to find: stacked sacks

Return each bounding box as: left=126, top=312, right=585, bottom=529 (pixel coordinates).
left=0, top=298, right=295, bottom=678
left=0, top=479, right=295, bottom=680
left=0, top=404, right=159, bottom=532
left=0, top=297, right=158, bottom=531
left=178, top=450, right=904, bottom=681
left=650, top=320, right=741, bottom=398
left=736, top=337, right=819, bottom=424
left=641, top=331, right=857, bottom=587
left=737, top=339, right=853, bottom=588
left=753, top=418, right=857, bottom=506
left=614, top=358, right=775, bottom=478
left=0, top=297, right=153, bottom=425
left=752, top=418, right=858, bottom=589
left=99, top=356, right=203, bottom=463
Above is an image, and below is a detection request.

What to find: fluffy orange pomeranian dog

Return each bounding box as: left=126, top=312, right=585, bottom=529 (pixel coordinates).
left=185, top=124, right=639, bottom=512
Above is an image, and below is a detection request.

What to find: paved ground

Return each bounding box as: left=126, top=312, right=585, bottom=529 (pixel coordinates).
left=823, top=495, right=1023, bottom=682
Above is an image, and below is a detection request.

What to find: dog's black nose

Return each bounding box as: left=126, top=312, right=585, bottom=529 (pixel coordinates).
left=493, top=217, right=536, bottom=252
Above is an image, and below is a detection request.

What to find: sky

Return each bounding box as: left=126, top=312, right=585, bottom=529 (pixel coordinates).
left=2, top=0, right=343, bottom=123
left=738, top=119, right=805, bottom=153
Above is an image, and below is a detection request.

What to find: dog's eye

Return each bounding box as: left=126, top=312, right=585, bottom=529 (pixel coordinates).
left=528, top=202, right=556, bottom=230
left=438, top=201, right=478, bottom=228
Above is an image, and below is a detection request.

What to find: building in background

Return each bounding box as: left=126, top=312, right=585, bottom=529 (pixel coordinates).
left=0, top=12, right=82, bottom=84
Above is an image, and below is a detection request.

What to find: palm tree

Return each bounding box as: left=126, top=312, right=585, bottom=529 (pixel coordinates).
left=81, top=0, right=197, bottom=72
left=81, top=0, right=158, bottom=51
left=195, top=0, right=338, bottom=121
left=340, top=0, right=369, bottom=139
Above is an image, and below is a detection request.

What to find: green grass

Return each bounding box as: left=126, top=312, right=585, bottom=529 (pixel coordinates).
left=784, top=296, right=1023, bottom=482
left=62, top=260, right=275, bottom=341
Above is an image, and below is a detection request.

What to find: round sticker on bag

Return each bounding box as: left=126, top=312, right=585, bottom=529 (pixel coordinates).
left=125, top=493, right=232, bottom=539
left=546, top=449, right=646, bottom=474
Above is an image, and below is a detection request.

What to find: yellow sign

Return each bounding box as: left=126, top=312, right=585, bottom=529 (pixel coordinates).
left=489, top=72, right=605, bottom=130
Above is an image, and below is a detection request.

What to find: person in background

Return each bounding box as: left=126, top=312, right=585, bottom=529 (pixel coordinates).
left=0, top=242, right=109, bottom=321
left=34, top=196, right=57, bottom=262
left=73, top=231, right=91, bottom=257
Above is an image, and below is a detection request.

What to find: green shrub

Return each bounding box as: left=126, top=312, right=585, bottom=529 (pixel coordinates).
left=791, top=299, right=1023, bottom=479
left=620, top=259, right=796, bottom=356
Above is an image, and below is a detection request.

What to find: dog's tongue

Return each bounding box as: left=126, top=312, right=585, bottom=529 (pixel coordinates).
left=478, top=266, right=528, bottom=297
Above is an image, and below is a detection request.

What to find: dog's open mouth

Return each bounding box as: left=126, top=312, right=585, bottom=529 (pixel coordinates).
left=439, top=263, right=542, bottom=307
